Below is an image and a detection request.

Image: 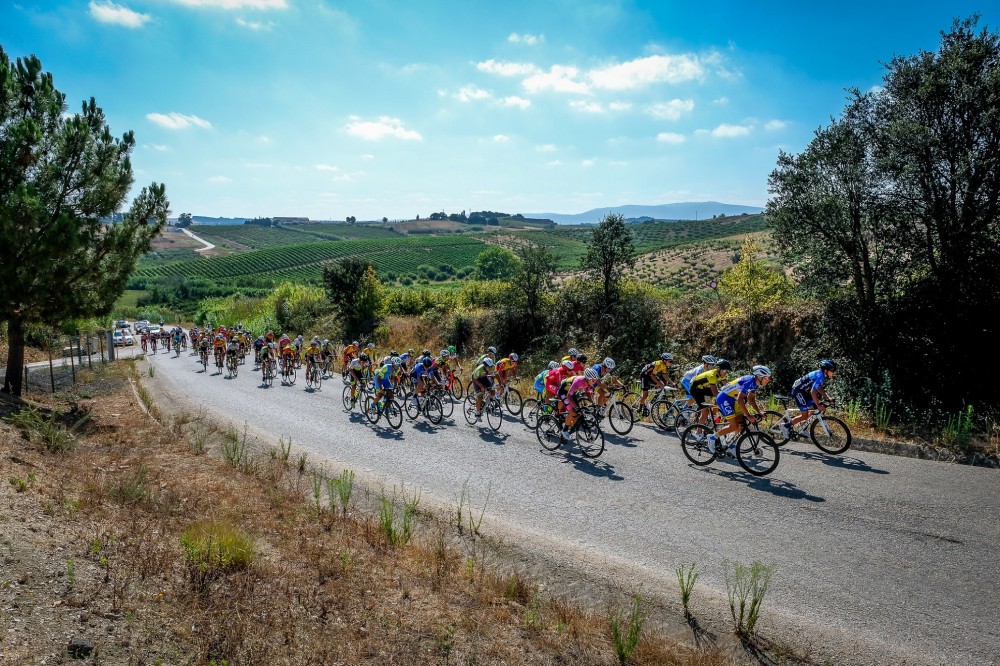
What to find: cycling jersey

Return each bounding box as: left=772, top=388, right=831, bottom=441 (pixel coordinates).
left=640, top=360, right=669, bottom=376
left=681, top=364, right=706, bottom=395
left=716, top=375, right=762, bottom=419
left=792, top=370, right=826, bottom=412
left=374, top=364, right=393, bottom=390
left=545, top=367, right=568, bottom=396
left=557, top=375, right=593, bottom=406
left=303, top=345, right=321, bottom=361
left=533, top=369, right=548, bottom=394
left=690, top=369, right=723, bottom=406
left=496, top=358, right=517, bottom=376
left=470, top=363, right=491, bottom=381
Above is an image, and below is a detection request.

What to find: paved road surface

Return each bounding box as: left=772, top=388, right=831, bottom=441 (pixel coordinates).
left=146, top=350, right=1000, bottom=665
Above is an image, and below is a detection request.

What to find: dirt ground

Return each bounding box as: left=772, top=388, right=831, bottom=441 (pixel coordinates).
left=2, top=361, right=783, bottom=666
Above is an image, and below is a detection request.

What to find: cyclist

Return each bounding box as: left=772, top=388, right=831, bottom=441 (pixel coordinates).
left=682, top=355, right=717, bottom=406
left=533, top=361, right=559, bottom=399
left=259, top=341, right=276, bottom=379
left=470, top=357, right=495, bottom=422
left=545, top=360, right=576, bottom=405
left=561, top=348, right=585, bottom=374
left=320, top=339, right=336, bottom=375
left=280, top=339, right=297, bottom=375
left=213, top=332, right=226, bottom=366
left=711, top=365, right=772, bottom=454
left=304, top=337, right=323, bottom=377
left=410, top=356, right=434, bottom=406
left=495, top=353, right=519, bottom=390
left=783, top=360, right=838, bottom=437
left=198, top=332, right=211, bottom=364
left=558, top=367, right=600, bottom=440
left=252, top=336, right=265, bottom=365
left=690, top=359, right=731, bottom=425
left=372, top=356, right=398, bottom=412
left=592, top=357, right=623, bottom=413
left=346, top=353, right=370, bottom=407
left=225, top=335, right=240, bottom=370
left=636, top=353, right=675, bottom=415
left=477, top=346, right=497, bottom=367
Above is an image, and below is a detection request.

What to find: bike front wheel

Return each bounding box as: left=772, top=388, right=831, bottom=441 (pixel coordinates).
left=450, top=378, right=464, bottom=401
left=503, top=388, right=523, bottom=416
left=426, top=396, right=444, bottom=425
left=438, top=392, right=454, bottom=419
left=520, top=398, right=540, bottom=429
left=485, top=399, right=503, bottom=431
left=404, top=396, right=421, bottom=421
left=651, top=401, right=676, bottom=431
left=384, top=400, right=404, bottom=429
left=736, top=432, right=780, bottom=476
left=680, top=424, right=717, bottom=466
left=536, top=415, right=562, bottom=451
left=363, top=396, right=379, bottom=424
left=607, top=402, right=634, bottom=435
left=575, top=417, right=605, bottom=458
left=811, top=415, right=852, bottom=454
left=342, top=385, right=354, bottom=411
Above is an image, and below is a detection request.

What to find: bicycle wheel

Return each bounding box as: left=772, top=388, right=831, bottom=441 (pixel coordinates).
left=575, top=417, right=605, bottom=458
left=384, top=400, right=404, bottom=429
left=463, top=400, right=478, bottom=425
left=363, top=396, right=379, bottom=424
left=607, top=402, right=634, bottom=435
left=485, top=399, right=503, bottom=431
left=536, top=415, right=562, bottom=451
left=651, top=401, right=675, bottom=431
left=264, top=366, right=274, bottom=388
left=760, top=410, right=790, bottom=446
left=342, top=385, right=354, bottom=411
left=426, top=396, right=444, bottom=425
left=287, top=366, right=296, bottom=385
left=736, top=432, right=779, bottom=476
left=450, top=378, right=464, bottom=401
left=503, top=388, right=523, bottom=416
left=672, top=407, right=697, bottom=439
left=520, top=398, right=540, bottom=429
left=314, top=370, right=322, bottom=391
left=436, top=391, right=454, bottom=418
left=404, top=395, right=421, bottom=421
left=680, top=424, right=717, bottom=466
left=811, top=415, right=852, bottom=454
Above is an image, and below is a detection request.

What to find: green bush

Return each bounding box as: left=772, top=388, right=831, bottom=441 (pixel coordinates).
left=181, top=518, right=256, bottom=590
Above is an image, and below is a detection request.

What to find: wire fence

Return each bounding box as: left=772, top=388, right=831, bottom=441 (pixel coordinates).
left=18, top=331, right=123, bottom=394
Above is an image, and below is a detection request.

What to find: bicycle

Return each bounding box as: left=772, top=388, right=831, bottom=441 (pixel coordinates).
left=225, top=353, right=239, bottom=378
left=766, top=395, right=852, bottom=454
left=280, top=356, right=297, bottom=385
left=535, top=403, right=605, bottom=458
left=214, top=349, right=224, bottom=373
left=363, top=390, right=404, bottom=429
left=428, top=382, right=454, bottom=419
left=496, top=378, right=523, bottom=416
left=519, top=393, right=553, bottom=430
left=404, top=390, right=444, bottom=425
left=173, top=339, right=181, bottom=357
left=342, top=379, right=369, bottom=411
left=594, top=388, right=635, bottom=436
left=261, top=356, right=276, bottom=388
left=463, top=385, right=504, bottom=431
left=199, top=347, right=209, bottom=372
left=444, top=369, right=464, bottom=401
left=305, top=360, right=323, bottom=391
left=680, top=412, right=780, bottom=476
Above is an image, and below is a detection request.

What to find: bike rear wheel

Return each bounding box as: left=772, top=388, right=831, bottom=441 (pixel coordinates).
left=450, top=378, right=464, bottom=401
left=520, top=398, right=540, bottom=429
left=811, top=415, right=852, bottom=454
left=503, top=387, right=523, bottom=416
left=607, top=402, right=634, bottom=435
left=384, top=400, right=404, bottom=429
left=651, top=401, right=676, bottom=431
left=536, top=415, right=562, bottom=451
left=575, top=416, right=605, bottom=458
left=342, top=385, right=354, bottom=410
left=437, top=392, right=454, bottom=419
left=758, top=410, right=788, bottom=446
left=404, top=395, right=421, bottom=421
left=736, top=432, right=780, bottom=476
left=680, top=424, right=717, bottom=466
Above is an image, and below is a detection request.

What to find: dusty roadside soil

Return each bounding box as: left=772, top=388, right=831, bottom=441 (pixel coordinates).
left=1, top=361, right=773, bottom=665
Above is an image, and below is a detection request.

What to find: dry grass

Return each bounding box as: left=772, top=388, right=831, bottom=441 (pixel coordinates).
left=0, top=361, right=764, bottom=665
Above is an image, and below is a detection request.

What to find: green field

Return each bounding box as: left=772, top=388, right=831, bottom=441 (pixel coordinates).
left=194, top=223, right=404, bottom=250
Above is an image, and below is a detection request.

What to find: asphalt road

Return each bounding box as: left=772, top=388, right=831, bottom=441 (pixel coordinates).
left=146, top=349, right=999, bottom=666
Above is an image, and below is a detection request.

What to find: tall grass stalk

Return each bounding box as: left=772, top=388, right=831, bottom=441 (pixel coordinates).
left=675, top=562, right=698, bottom=617
left=940, top=405, right=975, bottom=449
left=874, top=396, right=893, bottom=431
left=378, top=485, right=420, bottom=547
left=723, top=560, right=774, bottom=636
left=609, top=591, right=650, bottom=665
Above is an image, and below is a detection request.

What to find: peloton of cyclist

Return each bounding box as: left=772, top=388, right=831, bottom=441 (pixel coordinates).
left=783, top=360, right=838, bottom=437
left=346, top=353, right=370, bottom=407
left=495, top=353, right=519, bottom=390
left=711, top=365, right=772, bottom=454
left=470, top=357, right=495, bottom=422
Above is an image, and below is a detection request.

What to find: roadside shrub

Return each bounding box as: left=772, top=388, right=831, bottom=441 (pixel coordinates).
left=181, top=518, right=256, bottom=590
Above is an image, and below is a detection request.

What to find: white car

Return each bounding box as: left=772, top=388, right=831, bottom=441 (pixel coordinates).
left=146, top=325, right=161, bottom=336
left=113, top=330, right=134, bottom=347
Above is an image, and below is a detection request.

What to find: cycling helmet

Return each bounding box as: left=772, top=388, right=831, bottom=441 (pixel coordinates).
left=567, top=347, right=579, bottom=357
left=422, top=349, right=431, bottom=357
left=577, top=354, right=588, bottom=364
left=820, top=359, right=838, bottom=371
left=359, top=353, right=369, bottom=362
left=660, top=353, right=674, bottom=361
left=701, top=355, right=717, bottom=365
left=483, top=357, right=494, bottom=367
left=548, top=360, right=559, bottom=369
left=583, top=367, right=599, bottom=381
left=365, top=343, right=375, bottom=350
left=312, top=337, right=320, bottom=344
left=408, top=348, right=415, bottom=355
left=603, top=357, right=616, bottom=370
left=390, top=349, right=398, bottom=356
left=447, top=345, right=457, bottom=354
left=400, top=352, right=410, bottom=361
left=509, top=352, right=519, bottom=362
left=487, top=346, right=497, bottom=355
left=715, top=359, right=732, bottom=371
left=352, top=340, right=359, bottom=346
left=441, top=349, right=450, bottom=358
left=323, top=339, right=329, bottom=344
left=268, top=342, right=277, bottom=349
left=561, top=360, right=575, bottom=370
left=422, top=357, right=433, bottom=367
left=752, top=365, right=772, bottom=378
left=391, top=356, right=402, bottom=366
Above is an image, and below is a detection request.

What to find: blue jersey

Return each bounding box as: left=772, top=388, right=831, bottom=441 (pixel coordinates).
left=792, top=369, right=826, bottom=394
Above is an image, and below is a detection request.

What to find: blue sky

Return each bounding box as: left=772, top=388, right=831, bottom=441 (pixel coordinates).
left=3, top=1, right=996, bottom=220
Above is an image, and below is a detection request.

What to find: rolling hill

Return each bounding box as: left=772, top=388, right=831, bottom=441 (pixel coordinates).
left=527, top=201, right=764, bottom=225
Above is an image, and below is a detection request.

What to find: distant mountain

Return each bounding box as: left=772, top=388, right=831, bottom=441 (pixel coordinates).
left=526, top=202, right=764, bottom=225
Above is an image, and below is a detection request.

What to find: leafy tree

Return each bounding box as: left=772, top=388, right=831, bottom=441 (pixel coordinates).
left=510, top=242, right=557, bottom=327
left=715, top=237, right=789, bottom=338
left=176, top=213, right=193, bottom=228
left=474, top=246, right=520, bottom=280
left=1, top=48, right=170, bottom=395
left=581, top=212, right=635, bottom=313
left=322, top=257, right=384, bottom=340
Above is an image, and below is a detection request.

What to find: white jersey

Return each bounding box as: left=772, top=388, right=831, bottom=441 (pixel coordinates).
left=683, top=364, right=706, bottom=384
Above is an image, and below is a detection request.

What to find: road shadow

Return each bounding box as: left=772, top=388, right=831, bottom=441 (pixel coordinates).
left=783, top=447, right=889, bottom=474
left=604, top=431, right=640, bottom=448
left=412, top=421, right=446, bottom=435
left=476, top=428, right=509, bottom=445
left=540, top=448, right=624, bottom=480
left=369, top=424, right=404, bottom=441
left=686, top=614, right=716, bottom=649
left=701, top=464, right=826, bottom=502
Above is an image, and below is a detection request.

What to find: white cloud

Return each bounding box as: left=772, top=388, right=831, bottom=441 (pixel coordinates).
left=236, top=17, right=274, bottom=30
left=344, top=116, right=422, bottom=141
left=508, top=32, right=544, bottom=45
left=493, top=134, right=509, bottom=142
left=500, top=96, right=531, bottom=109
left=570, top=100, right=603, bottom=113
left=589, top=54, right=703, bottom=90
left=209, top=175, right=233, bottom=184
left=243, top=162, right=271, bottom=168
left=89, top=2, right=151, bottom=28
left=359, top=154, right=374, bottom=160
left=143, top=144, right=170, bottom=151
left=711, top=123, right=750, bottom=138
left=713, top=96, right=729, bottom=105
left=547, top=160, right=562, bottom=166
left=656, top=132, right=685, bottom=144
left=456, top=85, right=491, bottom=102
left=609, top=101, right=632, bottom=112
left=523, top=65, right=589, bottom=94
left=170, top=0, right=287, bottom=8
left=475, top=59, right=538, bottom=76
left=314, top=164, right=339, bottom=171
left=257, top=135, right=271, bottom=143
left=535, top=144, right=557, bottom=153
left=764, top=119, right=787, bottom=131
left=646, top=99, right=694, bottom=120
left=581, top=159, right=596, bottom=167
left=146, top=112, right=212, bottom=129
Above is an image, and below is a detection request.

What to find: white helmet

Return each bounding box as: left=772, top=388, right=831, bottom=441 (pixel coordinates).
left=603, top=357, right=616, bottom=370
left=561, top=360, right=574, bottom=370
left=548, top=361, right=558, bottom=370
left=567, top=347, right=579, bottom=357
left=583, top=367, right=599, bottom=381
left=483, top=357, right=494, bottom=367
left=752, top=365, right=772, bottom=378
left=701, top=355, right=717, bottom=365
left=391, top=356, right=402, bottom=366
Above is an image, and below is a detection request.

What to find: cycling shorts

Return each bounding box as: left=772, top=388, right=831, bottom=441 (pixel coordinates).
left=640, top=374, right=657, bottom=391
left=691, top=386, right=714, bottom=408
left=376, top=375, right=392, bottom=390
left=473, top=376, right=492, bottom=393
left=716, top=393, right=748, bottom=421
left=681, top=377, right=692, bottom=397
left=792, top=389, right=815, bottom=412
